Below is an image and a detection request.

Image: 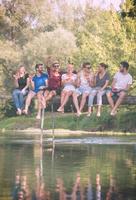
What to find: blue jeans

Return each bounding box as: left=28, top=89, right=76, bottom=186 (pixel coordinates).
left=88, top=87, right=106, bottom=107
left=12, top=89, right=26, bottom=110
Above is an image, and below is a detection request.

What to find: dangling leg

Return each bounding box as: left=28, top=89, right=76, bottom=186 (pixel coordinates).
left=87, top=89, right=97, bottom=117
left=12, top=89, right=22, bottom=115
left=96, top=90, right=106, bottom=117
left=23, top=91, right=36, bottom=115
left=72, top=92, right=81, bottom=116
left=79, top=93, right=89, bottom=112
left=111, top=91, right=126, bottom=116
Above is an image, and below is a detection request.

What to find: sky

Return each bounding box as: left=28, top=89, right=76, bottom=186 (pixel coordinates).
left=69, top=0, right=124, bottom=10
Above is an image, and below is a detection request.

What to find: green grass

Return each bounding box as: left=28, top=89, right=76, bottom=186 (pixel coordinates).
left=0, top=108, right=136, bottom=133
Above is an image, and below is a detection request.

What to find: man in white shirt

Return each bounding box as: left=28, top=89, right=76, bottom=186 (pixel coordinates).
left=107, top=61, right=133, bottom=116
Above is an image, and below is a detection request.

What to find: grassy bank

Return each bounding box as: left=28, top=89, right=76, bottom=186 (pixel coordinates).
left=0, top=108, right=136, bottom=133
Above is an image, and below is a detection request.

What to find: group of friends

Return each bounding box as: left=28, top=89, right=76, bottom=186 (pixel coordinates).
left=12, top=61, right=133, bottom=119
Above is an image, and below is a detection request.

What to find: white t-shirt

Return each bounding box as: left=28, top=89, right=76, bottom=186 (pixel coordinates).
left=62, top=73, right=77, bottom=87
left=114, top=71, right=132, bottom=90
left=79, top=71, right=94, bottom=88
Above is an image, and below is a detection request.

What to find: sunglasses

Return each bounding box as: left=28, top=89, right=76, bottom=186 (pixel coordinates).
left=85, top=66, right=91, bottom=69
left=53, top=64, right=60, bottom=68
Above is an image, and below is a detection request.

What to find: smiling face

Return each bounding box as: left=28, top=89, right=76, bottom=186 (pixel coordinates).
left=19, top=66, right=26, bottom=74
left=98, top=64, right=106, bottom=73
left=119, top=64, right=127, bottom=73
left=67, top=63, right=74, bottom=74
left=83, top=65, right=91, bottom=73
left=52, top=63, right=60, bottom=72
left=37, top=65, right=44, bottom=73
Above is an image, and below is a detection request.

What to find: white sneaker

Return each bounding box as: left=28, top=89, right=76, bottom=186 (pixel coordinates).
left=110, top=111, right=117, bottom=116
left=97, top=112, right=101, bottom=117
left=87, top=112, right=92, bottom=117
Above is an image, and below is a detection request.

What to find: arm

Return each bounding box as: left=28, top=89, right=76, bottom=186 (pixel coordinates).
left=30, top=77, right=35, bottom=90
left=111, top=78, right=117, bottom=89
left=13, top=74, right=19, bottom=88
left=124, top=84, right=132, bottom=91
left=21, top=77, right=30, bottom=92
left=45, top=79, right=48, bottom=87
left=75, top=73, right=81, bottom=87
left=89, top=74, right=95, bottom=87
left=101, top=80, right=110, bottom=91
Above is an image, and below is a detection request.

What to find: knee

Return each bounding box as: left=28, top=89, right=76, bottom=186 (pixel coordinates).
left=82, top=93, right=88, bottom=99
left=97, top=92, right=102, bottom=98
left=12, top=90, right=18, bottom=96
left=106, top=92, right=111, bottom=98
left=73, top=92, right=78, bottom=98
left=67, top=91, right=72, bottom=96
left=119, top=91, right=126, bottom=99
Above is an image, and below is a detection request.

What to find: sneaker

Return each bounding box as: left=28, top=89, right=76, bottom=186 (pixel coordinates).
left=96, top=112, right=101, bottom=117
left=87, top=112, right=92, bottom=117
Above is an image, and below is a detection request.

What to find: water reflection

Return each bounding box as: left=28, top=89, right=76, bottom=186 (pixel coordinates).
left=12, top=171, right=123, bottom=200
left=0, top=140, right=135, bottom=200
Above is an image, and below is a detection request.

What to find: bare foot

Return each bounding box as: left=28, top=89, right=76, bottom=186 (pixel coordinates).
left=110, top=110, right=117, bottom=116
left=36, top=115, right=41, bottom=120
left=76, top=111, right=82, bottom=117
left=57, top=107, right=64, bottom=113
left=22, top=109, right=28, bottom=115
left=17, top=108, right=22, bottom=115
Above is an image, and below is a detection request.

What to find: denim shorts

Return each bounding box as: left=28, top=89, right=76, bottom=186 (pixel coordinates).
left=75, top=86, right=91, bottom=96
left=106, top=88, right=127, bottom=96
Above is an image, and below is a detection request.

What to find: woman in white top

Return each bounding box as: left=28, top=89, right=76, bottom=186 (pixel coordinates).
left=73, top=62, right=94, bottom=116
left=57, top=63, right=77, bottom=113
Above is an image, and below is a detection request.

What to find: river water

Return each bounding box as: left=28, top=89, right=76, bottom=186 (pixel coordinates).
left=0, top=135, right=136, bottom=200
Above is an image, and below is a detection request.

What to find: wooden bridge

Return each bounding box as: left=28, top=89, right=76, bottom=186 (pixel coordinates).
left=0, top=94, right=136, bottom=112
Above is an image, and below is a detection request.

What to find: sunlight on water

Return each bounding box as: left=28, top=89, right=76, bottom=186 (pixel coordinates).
left=0, top=136, right=136, bottom=200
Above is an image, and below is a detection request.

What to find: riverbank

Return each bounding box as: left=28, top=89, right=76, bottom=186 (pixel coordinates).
left=0, top=109, right=136, bottom=134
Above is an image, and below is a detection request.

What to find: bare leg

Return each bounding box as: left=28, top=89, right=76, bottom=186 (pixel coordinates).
left=24, top=91, right=36, bottom=114
left=58, top=91, right=72, bottom=112
left=72, top=92, right=80, bottom=115
left=36, top=91, right=44, bottom=119
left=79, top=93, right=89, bottom=112
left=45, top=91, right=56, bottom=102
left=106, top=92, right=114, bottom=109
left=111, top=91, right=126, bottom=115
left=87, top=107, right=93, bottom=117
left=57, top=91, right=67, bottom=112
left=60, top=90, right=66, bottom=105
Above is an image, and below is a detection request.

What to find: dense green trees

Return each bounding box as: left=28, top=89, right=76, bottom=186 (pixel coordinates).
left=0, top=0, right=135, bottom=93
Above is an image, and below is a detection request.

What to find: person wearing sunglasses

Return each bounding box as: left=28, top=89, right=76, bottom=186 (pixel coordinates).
left=87, top=63, right=110, bottom=117
left=44, top=62, right=62, bottom=108
left=72, top=62, right=94, bottom=116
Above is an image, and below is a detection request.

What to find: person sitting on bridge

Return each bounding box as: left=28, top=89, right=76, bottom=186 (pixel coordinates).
left=23, top=64, right=48, bottom=119
left=12, top=66, right=29, bottom=116
left=72, top=62, right=94, bottom=117
left=44, top=62, right=62, bottom=108
left=106, top=61, right=133, bottom=116
left=87, top=63, right=110, bottom=117
left=57, top=63, right=77, bottom=113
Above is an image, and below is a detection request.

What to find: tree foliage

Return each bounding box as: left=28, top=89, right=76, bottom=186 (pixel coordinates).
left=0, top=0, right=135, bottom=93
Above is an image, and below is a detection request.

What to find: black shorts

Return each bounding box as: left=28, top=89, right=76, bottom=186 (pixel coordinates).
left=107, top=88, right=127, bottom=96
left=46, top=87, right=61, bottom=95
